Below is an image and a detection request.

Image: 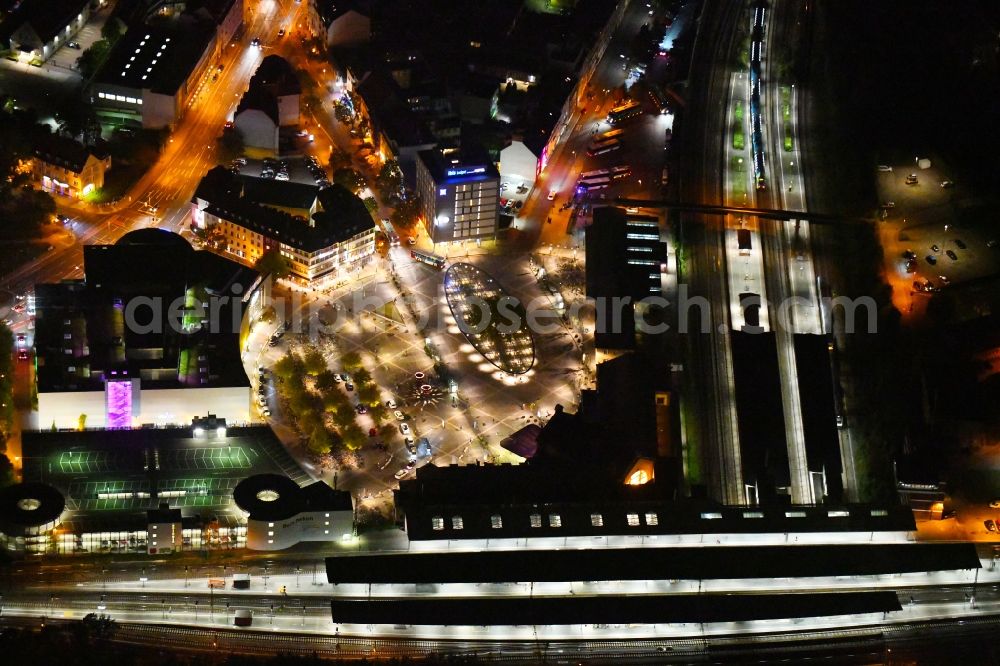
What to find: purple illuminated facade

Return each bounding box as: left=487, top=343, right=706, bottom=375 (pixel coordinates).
left=106, top=379, right=133, bottom=428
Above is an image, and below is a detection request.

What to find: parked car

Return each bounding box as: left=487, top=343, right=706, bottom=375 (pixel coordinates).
left=946, top=250, right=958, bottom=261
left=940, top=180, right=955, bottom=188
left=277, top=29, right=285, bottom=37
left=930, top=244, right=940, bottom=253
left=399, top=423, right=411, bottom=436
left=905, top=173, right=918, bottom=185
left=926, top=255, right=937, bottom=265
left=404, top=437, right=416, bottom=454
left=877, top=165, right=893, bottom=172
left=67, top=42, right=81, bottom=50
left=989, top=500, right=1000, bottom=509
left=394, top=410, right=405, bottom=421
left=386, top=398, right=397, bottom=409
left=394, top=466, right=413, bottom=480
left=369, top=427, right=378, bottom=437
left=954, top=239, right=967, bottom=249
left=985, top=519, right=997, bottom=533
left=355, top=404, right=367, bottom=414
left=901, top=249, right=916, bottom=260
left=345, top=383, right=354, bottom=391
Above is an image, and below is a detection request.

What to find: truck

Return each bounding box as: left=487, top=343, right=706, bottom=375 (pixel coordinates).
left=234, top=609, right=253, bottom=627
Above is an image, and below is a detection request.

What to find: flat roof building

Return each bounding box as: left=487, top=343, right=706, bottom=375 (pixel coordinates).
left=33, top=229, right=269, bottom=430
left=415, top=147, right=499, bottom=245
left=89, top=12, right=224, bottom=128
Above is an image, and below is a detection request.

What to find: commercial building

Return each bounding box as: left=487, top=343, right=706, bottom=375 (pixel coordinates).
left=33, top=229, right=269, bottom=430
left=415, top=147, right=499, bottom=245
left=233, top=474, right=354, bottom=550
left=585, top=207, right=668, bottom=354
left=89, top=6, right=232, bottom=128
left=7, top=418, right=317, bottom=555
left=353, top=68, right=437, bottom=175
left=0, top=0, right=92, bottom=63
left=191, top=166, right=376, bottom=284
left=393, top=462, right=915, bottom=549
left=30, top=134, right=111, bottom=199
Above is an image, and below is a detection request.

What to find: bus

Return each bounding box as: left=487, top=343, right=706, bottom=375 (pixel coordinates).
left=378, top=218, right=400, bottom=246
left=411, top=249, right=446, bottom=269
left=577, top=176, right=611, bottom=192
left=607, top=100, right=642, bottom=125
left=579, top=168, right=610, bottom=180
left=596, top=128, right=624, bottom=142
left=648, top=85, right=670, bottom=115
left=610, top=165, right=632, bottom=180
left=586, top=138, right=621, bottom=157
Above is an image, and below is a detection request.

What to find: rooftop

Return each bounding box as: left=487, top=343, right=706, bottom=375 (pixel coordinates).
left=95, top=19, right=216, bottom=95
left=195, top=167, right=376, bottom=253
left=32, top=133, right=107, bottom=174
left=0, top=0, right=90, bottom=45
left=325, top=543, right=977, bottom=585
left=417, top=146, right=500, bottom=184
left=33, top=230, right=260, bottom=393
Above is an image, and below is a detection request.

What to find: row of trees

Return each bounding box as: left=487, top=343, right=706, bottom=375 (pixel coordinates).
left=272, top=347, right=394, bottom=458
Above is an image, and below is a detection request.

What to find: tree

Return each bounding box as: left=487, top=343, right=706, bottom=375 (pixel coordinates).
left=216, top=126, right=244, bottom=163
left=375, top=159, right=403, bottom=201
left=302, top=347, right=327, bottom=375
left=333, top=167, right=367, bottom=194
left=356, top=382, right=379, bottom=406
left=332, top=100, right=354, bottom=125
left=0, top=454, right=14, bottom=488
left=391, top=195, right=423, bottom=231
left=77, top=39, right=111, bottom=80
left=341, top=423, right=367, bottom=450
left=273, top=352, right=304, bottom=382
left=55, top=101, right=100, bottom=145
left=340, top=351, right=362, bottom=371
left=352, top=367, right=373, bottom=386
left=328, top=148, right=352, bottom=172
left=101, top=18, right=123, bottom=43
left=254, top=249, right=292, bottom=279
left=315, top=370, right=340, bottom=395
left=378, top=423, right=398, bottom=441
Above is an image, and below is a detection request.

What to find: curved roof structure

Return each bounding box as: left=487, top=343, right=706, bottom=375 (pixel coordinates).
left=444, top=262, right=534, bottom=375
left=233, top=474, right=303, bottom=522
left=0, top=482, right=65, bottom=536
left=233, top=474, right=352, bottom=522
left=116, top=227, right=193, bottom=252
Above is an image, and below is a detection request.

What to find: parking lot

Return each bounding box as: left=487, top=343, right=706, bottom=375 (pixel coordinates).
left=876, top=158, right=1000, bottom=318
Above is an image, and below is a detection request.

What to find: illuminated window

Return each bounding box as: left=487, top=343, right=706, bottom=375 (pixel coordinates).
left=268, top=539, right=273, bottom=544
left=529, top=514, right=542, bottom=528
left=268, top=522, right=274, bottom=527
left=490, top=515, right=502, bottom=529
left=645, top=512, right=659, bottom=526
left=627, top=470, right=649, bottom=485
left=431, top=516, right=444, bottom=530
left=828, top=510, right=850, bottom=518
left=451, top=516, right=464, bottom=530
left=870, top=509, right=888, bottom=517
left=267, top=531, right=274, bottom=536
left=626, top=513, right=640, bottom=527
left=548, top=514, right=562, bottom=528
left=590, top=514, right=603, bottom=527
left=700, top=512, right=723, bottom=520
left=743, top=511, right=764, bottom=518
left=439, top=188, right=447, bottom=196
left=785, top=511, right=807, bottom=518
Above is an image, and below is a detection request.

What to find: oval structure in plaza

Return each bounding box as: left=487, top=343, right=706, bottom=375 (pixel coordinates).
left=444, top=262, right=535, bottom=375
